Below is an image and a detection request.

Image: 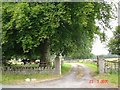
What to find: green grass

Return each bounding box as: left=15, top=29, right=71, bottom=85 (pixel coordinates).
left=82, top=63, right=97, bottom=71
left=95, top=73, right=118, bottom=85
left=2, top=63, right=72, bottom=84
left=80, top=62, right=118, bottom=86
left=80, top=62, right=98, bottom=76
left=2, top=72, right=60, bottom=84
left=61, top=63, right=72, bottom=75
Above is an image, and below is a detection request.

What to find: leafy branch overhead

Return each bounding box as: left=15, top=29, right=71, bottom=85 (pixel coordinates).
left=2, top=2, right=113, bottom=59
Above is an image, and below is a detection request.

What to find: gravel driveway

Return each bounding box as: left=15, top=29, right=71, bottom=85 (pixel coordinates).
left=2, top=63, right=116, bottom=88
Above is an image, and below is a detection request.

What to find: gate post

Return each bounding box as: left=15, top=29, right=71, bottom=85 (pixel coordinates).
left=97, top=56, right=105, bottom=74
left=54, top=55, right=61, bottom=75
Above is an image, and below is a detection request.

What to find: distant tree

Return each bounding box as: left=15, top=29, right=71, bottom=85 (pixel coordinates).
left=108, top=26, right=120, bottom=55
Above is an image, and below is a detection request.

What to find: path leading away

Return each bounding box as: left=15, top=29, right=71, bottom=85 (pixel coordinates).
left=2, top=63, right=115, bottom=88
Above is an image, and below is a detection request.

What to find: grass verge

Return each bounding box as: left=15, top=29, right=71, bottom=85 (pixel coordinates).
left=80, top=62, right=98, bottom=76
left=2, top=63, right=72, bottom=84
left=80, top=62, right=118, bottom=86
left=61, top=63, right=72, bottom=75
left=95, top=73, right=118, bottom=87
left=2, top=72, right=60, bottom=84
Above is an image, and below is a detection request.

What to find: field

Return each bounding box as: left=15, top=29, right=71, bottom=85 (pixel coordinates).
left=105, top=58, right=118, bottom=60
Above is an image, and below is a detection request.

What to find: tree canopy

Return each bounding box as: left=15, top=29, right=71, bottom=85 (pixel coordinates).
left=108, top=26, right=120, bottom=55
left=2, top=2, right=113, bottom=61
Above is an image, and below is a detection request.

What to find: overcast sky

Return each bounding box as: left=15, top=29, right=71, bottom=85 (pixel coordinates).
left=91, top=1, right=118, bottom=55
left=91, top=21, right=118, bottom=55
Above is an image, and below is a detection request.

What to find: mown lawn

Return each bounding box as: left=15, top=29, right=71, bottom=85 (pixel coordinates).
left=1, top=63, right=72, bottom=84
left=80, top=62, right=118, bottom=86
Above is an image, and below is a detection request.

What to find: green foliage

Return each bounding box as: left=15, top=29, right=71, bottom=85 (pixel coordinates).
left=50, top=2, right=113, bottom=57
left=108, top=26, right=120, bottom=55
left=2, top=2, right=113, bottom=60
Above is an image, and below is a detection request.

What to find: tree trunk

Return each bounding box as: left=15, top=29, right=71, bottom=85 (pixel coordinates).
left=39, top=39, right=50, bottom=67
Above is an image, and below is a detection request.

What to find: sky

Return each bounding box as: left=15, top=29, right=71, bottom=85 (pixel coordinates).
left=91, top=6, right=118, bottom=55
left=91, top=21, right=118, bottom=55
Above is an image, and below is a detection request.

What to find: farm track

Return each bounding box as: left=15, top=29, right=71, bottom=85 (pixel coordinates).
left=2, top=63, right=117, bottom=89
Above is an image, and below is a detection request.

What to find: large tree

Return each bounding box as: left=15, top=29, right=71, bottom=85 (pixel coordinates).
left=108, top=26, right=120, bottom=55
left=2, top=2, right=113, bottom=64
left=50, top=2, right=113, bottom=58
